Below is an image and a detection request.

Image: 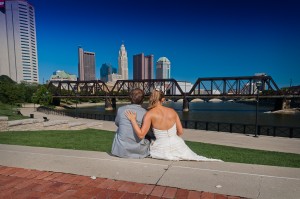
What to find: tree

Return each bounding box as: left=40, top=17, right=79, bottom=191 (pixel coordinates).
left=19, top=81, right=39, bottom=103
left=0, top=75, right=15, bottom=84
left=32, top=85, right=52, bottom=106
left=7, top=84, right=24, bottom=105
left=0, top=75, right=39, bottom=105
left=0, top=75, right=17, bottom=104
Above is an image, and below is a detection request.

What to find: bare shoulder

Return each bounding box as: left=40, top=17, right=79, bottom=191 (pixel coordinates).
left=164, top=106, right=177, bottom=114
left=144, top=109, right=154, bottom=117
left=146, top=108, right=155, bottom=114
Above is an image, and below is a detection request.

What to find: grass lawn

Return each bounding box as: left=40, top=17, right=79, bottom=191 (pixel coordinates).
left=186, top=141, right=300, bottom=168
left=0, top=129, right=299, bottom=168
left=0, top=129, right=114, bottom=152
left=0, top=103, right=28, bottom=120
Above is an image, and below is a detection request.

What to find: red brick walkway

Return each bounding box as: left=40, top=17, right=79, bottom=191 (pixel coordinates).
left=0, top=165, right=247, bottom=199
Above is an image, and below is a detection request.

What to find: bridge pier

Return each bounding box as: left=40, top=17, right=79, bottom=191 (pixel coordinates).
left=112, top=98, right=116, bottom=110
left=183, top=98, right=189, bottom=112
left=51, top=98, right=60, bottom=106
left=282, top=99, right=291, bottom=110
left=274, top=98, right=291, bottom=111
left=105, top=98, right=116, bottom=111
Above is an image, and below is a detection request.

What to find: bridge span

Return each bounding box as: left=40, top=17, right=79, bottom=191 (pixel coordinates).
left=47, top=75, right=299, bottom=111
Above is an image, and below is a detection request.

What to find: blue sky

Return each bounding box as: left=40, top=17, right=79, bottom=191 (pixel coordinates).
left=31, top=0, right=300, bottom=88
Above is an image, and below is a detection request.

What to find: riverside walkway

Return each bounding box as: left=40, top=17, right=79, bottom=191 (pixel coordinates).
left=0, top=106, right=300, bottom=199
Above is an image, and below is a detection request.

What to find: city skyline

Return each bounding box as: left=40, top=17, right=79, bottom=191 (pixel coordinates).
left=28, top=0, right=299, bottom=88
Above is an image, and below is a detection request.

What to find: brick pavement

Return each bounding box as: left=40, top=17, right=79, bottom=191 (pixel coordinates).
left=0, top=165, right=247, bottom=199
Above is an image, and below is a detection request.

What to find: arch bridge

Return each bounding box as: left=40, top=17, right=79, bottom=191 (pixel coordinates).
left=47, top=75, right=297, bottom=111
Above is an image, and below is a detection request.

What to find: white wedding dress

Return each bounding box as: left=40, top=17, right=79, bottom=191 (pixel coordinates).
left=150, top=124, right=223, bottom=162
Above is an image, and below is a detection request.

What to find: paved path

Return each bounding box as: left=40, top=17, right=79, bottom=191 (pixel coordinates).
left=0, top=165, right=239, bottom=199
left=1, top=144, right=300, bottom=199
left=0, top=105, right=299, bottom=198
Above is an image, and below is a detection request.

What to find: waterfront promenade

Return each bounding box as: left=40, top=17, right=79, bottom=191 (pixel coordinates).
left=0, top=105, right=300, bottom=198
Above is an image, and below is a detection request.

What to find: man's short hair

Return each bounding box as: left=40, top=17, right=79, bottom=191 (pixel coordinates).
left=130, top=88, right=144, bottom=104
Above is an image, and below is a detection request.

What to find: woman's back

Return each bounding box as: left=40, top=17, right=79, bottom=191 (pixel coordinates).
left=125, top=89, right=182, bottom=138
left=148, top=106, right=177, bottom=130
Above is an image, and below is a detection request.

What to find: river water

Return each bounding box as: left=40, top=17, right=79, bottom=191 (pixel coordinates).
left=75, top=101, right=300, bottom=127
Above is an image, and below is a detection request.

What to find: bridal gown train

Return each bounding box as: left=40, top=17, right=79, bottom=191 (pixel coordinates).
left=150, top=124, right=223, bottom=162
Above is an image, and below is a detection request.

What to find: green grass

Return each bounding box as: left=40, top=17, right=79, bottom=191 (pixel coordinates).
left=0, top=102, right=28, bottom=120
left=0, top=129, right=114, bottom=152
left=186, top=141, right=300, bottom=168
left=0, top=129, right=299, bottom=168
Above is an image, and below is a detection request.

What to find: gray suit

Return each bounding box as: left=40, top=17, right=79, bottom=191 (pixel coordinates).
left=111, top=104, right=150, bottom=158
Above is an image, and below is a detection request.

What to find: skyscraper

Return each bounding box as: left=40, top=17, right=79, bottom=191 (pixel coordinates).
left=118, top=43, right=128, bottom=80
left=78, top=47, right=96, bottom=81
left=0, top=0, right=39, bottom=83
left=156, top=57, right=171, bottom=79
left=100, top=63, right=117, bottom=82
left=133, top=53, right=154, bottom=80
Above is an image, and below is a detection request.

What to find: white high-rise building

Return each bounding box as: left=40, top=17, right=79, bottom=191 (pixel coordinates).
left=156, top=57, right=171, bottom=79
left=118, top=43, right=128, bottom=80
left=0, top=0, right=39, bottom=83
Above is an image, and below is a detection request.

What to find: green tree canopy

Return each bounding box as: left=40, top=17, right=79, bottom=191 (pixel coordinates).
left=0, top=75, right=15, bottom=84
left=0, top=75, right=39, bottom=104
left=32, top=85, right=52, bottom=106
left=0, top=75, right=17, bottom=104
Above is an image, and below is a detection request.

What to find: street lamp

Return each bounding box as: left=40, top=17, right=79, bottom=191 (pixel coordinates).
left=254, top=81, right=262, bottom=137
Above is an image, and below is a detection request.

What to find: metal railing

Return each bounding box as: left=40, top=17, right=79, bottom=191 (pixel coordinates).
left=37, top=107, right=116, bottom=121
left=181, top=120, right=300, bottom=138
left=37, top=107, right=300, bottom=138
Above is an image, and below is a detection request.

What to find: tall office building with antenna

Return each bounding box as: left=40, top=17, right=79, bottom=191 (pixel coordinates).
left=118, top=43, right=128, bottom=80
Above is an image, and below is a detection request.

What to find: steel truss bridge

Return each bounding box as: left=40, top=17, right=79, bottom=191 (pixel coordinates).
left=47, top=75, right=299, bottom=111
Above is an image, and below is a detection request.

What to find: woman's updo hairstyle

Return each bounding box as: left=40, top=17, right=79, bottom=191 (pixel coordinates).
left=148, top=89, right=165, bottom=109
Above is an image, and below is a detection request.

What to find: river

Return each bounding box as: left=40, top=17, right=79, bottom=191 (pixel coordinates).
left=74, top=101, right=300, bottom=128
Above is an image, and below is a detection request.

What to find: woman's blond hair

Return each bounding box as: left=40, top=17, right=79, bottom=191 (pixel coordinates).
left=148, top=89, right=165, bottom=109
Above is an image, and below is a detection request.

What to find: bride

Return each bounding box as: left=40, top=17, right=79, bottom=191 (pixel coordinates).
left=125, top=89, right=222, bottom=162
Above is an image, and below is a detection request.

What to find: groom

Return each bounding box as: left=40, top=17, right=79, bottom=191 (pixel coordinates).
left=111, top=88, right=153, bottom=158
